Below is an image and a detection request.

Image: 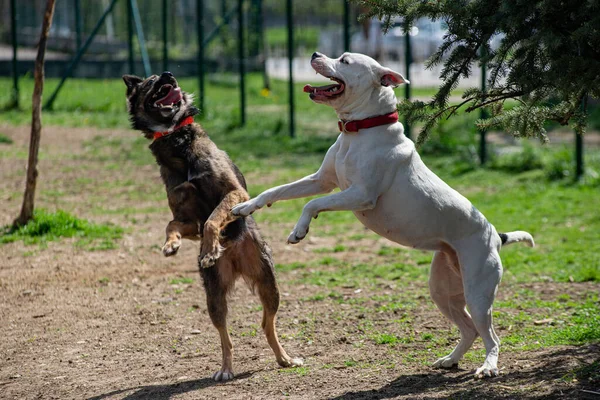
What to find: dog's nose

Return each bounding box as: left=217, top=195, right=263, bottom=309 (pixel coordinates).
left=161, top=71, right=173, bottom=79
left=311, top=52, right=323, bottom=61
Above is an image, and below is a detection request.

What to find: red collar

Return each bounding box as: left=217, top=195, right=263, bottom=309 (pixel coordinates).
left=153, top=116, right=195, bottom=140
left=338, top=111, right=399, bottom=133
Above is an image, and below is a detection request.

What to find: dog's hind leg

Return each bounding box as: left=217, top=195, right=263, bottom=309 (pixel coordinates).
left=458, top=243, right=503, bottom=379
left=240, top=237, right=303, bottom=368
left=200, top=261, right=236, bottom=382
left=257, top=268, right=304, bottom=368
left=429, top=250, right=478, bottom=369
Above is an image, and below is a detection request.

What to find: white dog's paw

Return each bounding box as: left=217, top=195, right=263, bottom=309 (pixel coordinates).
left=212, top=368, right=234, bottom=382
left=287, top=225, right=309, bottom=244
left=433, top=355, right=458, bottom=369
left=231, top=199, right=263, bottom=216
left=474, top=363, right=499, bottom=379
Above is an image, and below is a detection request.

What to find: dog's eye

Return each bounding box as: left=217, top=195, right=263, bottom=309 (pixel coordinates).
left=147, top=77, right=157, bottom=85
left=340, top=57, right=349, bottom=64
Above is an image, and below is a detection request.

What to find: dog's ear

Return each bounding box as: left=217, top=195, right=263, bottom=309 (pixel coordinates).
left=379, top=68, right=410, bottom=87
left=122, top=75, right=143, bottom=95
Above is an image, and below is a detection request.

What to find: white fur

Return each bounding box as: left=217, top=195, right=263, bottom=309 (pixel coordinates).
left=503, top=231, right=535, bottom=247
left=232, top=52, right=534, bottom=378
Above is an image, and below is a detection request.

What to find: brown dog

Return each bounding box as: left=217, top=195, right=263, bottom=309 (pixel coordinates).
left=123, top=71, right=302, bottom=381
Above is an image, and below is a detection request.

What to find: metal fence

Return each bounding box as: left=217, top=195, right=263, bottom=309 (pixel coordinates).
left=0, top=0, right=590, bottom=177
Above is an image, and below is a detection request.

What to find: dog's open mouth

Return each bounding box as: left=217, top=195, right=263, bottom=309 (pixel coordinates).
left=303, top=76, right=345, bottom=100
left=151, top=84, right=182, bottom=110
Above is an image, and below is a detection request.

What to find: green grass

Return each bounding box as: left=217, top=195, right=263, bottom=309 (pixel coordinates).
left=279, top=365, right=310, bottom=376
left=265, top=26, right=319, bottom=55
left=0, top=209, right=124, bottom=250
left=0, top=133, right=13, bottom=144
left=1, top=75, right=597, bottom=280
left=169, top=277, right=194, bottom=285
left=0, top=75, right=598, bottom=361
left=495, top=291, right=600, bottom=350
left=373, top=333, right=402, bottom=345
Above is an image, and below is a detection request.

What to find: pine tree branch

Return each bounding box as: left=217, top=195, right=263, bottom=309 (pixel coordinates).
left=464, top=91, right=525, bottom=113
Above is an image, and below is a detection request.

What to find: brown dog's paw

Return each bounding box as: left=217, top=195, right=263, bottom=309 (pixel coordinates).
left=199, top=242, right=224, bottom=268
left=162, top=239, right=181, bottom=257
left=278, top=357, right=304, bottom=368
left=212, top=368, right=234, bottom=382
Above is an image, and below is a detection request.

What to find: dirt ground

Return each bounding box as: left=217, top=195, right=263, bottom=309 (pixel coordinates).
left=1, top=125, right=599, bottom=399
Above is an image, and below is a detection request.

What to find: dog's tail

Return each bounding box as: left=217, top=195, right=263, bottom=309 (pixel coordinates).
left=499, top=231, right=535, bottom=247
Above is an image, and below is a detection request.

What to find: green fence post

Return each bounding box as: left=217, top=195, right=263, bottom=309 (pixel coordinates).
left=130, top=0, right=151, bottom=77
left=197, top=0, right=205, bottom=115
left=286, top=0, right=295, bottom=138
left=249, top=0, right=259, bottom=57
left=162, top=0, right=168, bottom=72
left=575, top=129, right=584, bottom=180
left=127, top=0, right=134, bottom=73
left=221, top=0, right=228, bottom=49
left=479, top=48, right=488, bottom=165
left=10, top=0, right=19, bottom=109
left=343, top=0, right=350, bottom=52
left=575, top=95, right=586, bottom=180
left=74, top=0, right=82, bottom=51
left=238, top=0, right=246, bottom=126
left=257, top=0, right=269, bottom=90
left=404, top=22, right=412, bottom=139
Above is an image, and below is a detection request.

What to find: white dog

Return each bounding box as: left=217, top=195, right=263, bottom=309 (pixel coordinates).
left=232, top=52, right=534, bottom=378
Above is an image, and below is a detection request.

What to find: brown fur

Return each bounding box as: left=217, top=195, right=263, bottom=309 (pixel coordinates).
left=123, top=72, right=301, bottom=380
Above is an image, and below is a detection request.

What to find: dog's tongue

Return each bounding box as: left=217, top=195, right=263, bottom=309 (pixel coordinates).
left=303, top=83, right=343, bottom=97
left=156, top=85, right=182, bottom=106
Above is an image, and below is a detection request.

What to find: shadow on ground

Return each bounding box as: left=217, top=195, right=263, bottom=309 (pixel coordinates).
left=330, top=345, right=600, bottom=400
left=87, top=371, right=254, bottom=400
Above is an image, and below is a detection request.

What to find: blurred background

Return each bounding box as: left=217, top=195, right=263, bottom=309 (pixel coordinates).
left=0, top=0, right=598, bottom=179
left=0, top=0, right=480, bottom=85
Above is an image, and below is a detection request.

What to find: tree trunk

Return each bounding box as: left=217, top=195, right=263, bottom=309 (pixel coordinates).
left=14, top=0, right=56, bottom=227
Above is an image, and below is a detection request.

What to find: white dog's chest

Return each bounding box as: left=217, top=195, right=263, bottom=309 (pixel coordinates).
left=329, top=132, right=485, bottom=251
left=332, top=139, right=355, bottom=190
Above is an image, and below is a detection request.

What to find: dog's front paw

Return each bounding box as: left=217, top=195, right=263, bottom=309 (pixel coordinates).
left=162, top=239, right=181, bottom=257
left=199, top=241, right=224, bottom=268
left=199, top=246, right=223, bottom=268
left=212, top=368, right=234, bottom=382
left=287, top=225, right=309, bottom=244
left=231, top=198, right=263, bottom=217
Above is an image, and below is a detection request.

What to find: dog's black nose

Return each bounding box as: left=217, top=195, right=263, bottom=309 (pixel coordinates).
left=311, top=52, right=323, bottom=61
left=161, top=71, right=173, bottom=78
